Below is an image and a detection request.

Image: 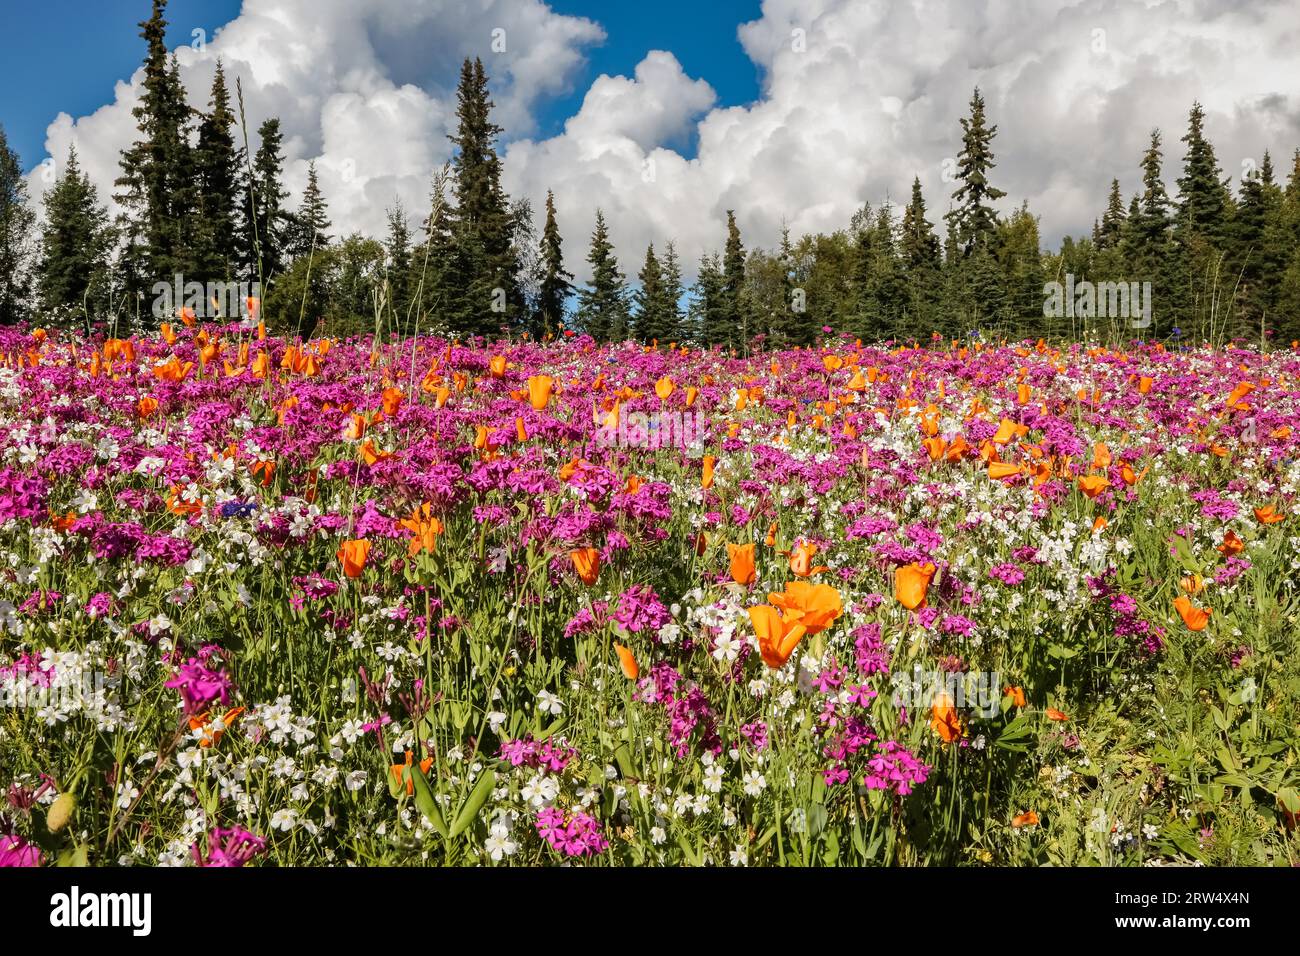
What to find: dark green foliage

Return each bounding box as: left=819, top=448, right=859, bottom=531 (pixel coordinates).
left=0, top=122, right=35, bottom=325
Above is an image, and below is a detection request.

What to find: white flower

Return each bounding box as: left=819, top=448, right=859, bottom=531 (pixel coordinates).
left=487, top=711, right=508, bottom=733
left=712, top=633, right=741, bottom=663
left=729, top=844, right=749, bottom=866
left=703, top=764, right=724, bottom=794
left=345, top=771, right=368, bottom=792
left=650, top=826, right=666, bottom=845
left=484, top=823, right=518, bottom=861
left=742, top=770, right=766, bottom=797
left=535, top=690, right=563, bottom=716
left=116, top=782, right=139, bottom=810
left=270, top=808, right=299, bottom=831
left=147, top=614, right=172, bottom=637
left=1142, top=823, right=1159, bottom=840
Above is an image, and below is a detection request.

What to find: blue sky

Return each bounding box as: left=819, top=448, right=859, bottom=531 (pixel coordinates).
left=1, top=0, right=763, bottom=172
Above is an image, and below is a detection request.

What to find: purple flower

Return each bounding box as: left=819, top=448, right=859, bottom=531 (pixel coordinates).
left=192, top=827, right=268, bottom=867
left=0, top=833, right=42, bottom=867
left=165, top=656, right=235, bottom=716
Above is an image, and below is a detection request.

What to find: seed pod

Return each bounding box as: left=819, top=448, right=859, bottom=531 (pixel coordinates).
left=47, top=792, right=76, bottom=833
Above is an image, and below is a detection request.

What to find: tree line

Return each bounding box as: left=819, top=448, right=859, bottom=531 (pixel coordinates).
left=3, top=0, right=1300, bottom=347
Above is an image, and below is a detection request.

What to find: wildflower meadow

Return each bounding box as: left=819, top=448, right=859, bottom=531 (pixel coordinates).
left=1, top=322, right=1298, bottom=869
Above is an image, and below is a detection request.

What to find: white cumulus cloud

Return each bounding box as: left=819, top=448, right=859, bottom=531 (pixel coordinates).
left=26, top=0, right=1300, bottom=285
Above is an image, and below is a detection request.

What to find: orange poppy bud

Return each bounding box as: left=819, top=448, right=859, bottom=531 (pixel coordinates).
left=526, top=375, right=554, bottom=411
left=613, top=643, right=639, bottom=680
left=727, top=542, right=757, bottom=586
left=489, top=355, right=507, bottom=378
left=895, top=562, right=936, bottom=610
left=764, top=521, right=779, bottom=548
left=571, top=547, right=600, bottom=585
left=701, top=455, right=716, bottom=490
left=786, top=541, right=829, bottom=577
left=988, top=461, right=1021, bottom=480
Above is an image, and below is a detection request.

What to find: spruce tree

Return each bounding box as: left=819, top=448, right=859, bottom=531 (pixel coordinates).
left=244, top=118, right=290, bottom=282
left=286, top=160, right=332, bottom=261
left=900, top=177, right=942, bottom=335
left=191, top=62, right=240, bottom=287
left=660, top=240, right=685, bottom=344
left=115, top=0, right=197, bottom=307
left=688, top=252, right=725, bottom=346
left=633, top=243, right=667, bottom=343
left=1098, top=179, right=1126, bottom=250
left=0, top=121, right=34, bottom=325
left=576, top=209, right=628, bottom=341
left=719, top=210, right=747, bottom=348
left=1233, top=151, right=1285, bottom=340
left=37, top=146, right=114, bottom=319
left=384, top=200, right=411, bottom=329
left=1133, top=130, right=1174, bottom=334
left=447, top=57, right=517, bottom=337
left=536, top=190, right=573, bottom=337
left=947, top=87, right=1007, bottom=254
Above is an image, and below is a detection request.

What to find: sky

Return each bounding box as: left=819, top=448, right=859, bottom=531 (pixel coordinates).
left=6, top=0, right=1300, bottom=282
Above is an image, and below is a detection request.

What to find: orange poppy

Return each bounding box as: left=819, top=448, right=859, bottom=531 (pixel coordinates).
left=763, top=521, right=779, bottom=548
left=1004, top=686, right=1027, bottom=708
left=748, top=604, right=809, bottom=668
left=922, top=436, right=947, bottom=461
left=188, top=706, right=245, bottom=748
left=152, top=355, right=193, bottom=382
left=785, top=541, right=829, bottom=577
left=137, top=395, right=159, bottom=418
left=766, top=581, right=843, bottom=635
left=1011, top=811, right=1040, bottom=828
left=337, top=539, right=371, bottom=578
left=988, top=461, right=1022, bottom=480
left=654, top=376, right=675, bottom=401
left=613, top=643, right=639, bottom=680
left=1179, top=574, right=1205, bottom=595
left=399, top=504, right=444, bottom=557
left=701, top=455, right=716, bottom=490
left=390, top=750, right=435, bottom=796
left=1091, top=442, right=1112, bottom=470
left=1254, top=504, right=1285, bottom=525
left=489, top=355, right=507, bottom=378
left=1173, top=595, right=1211, bottom=631
left=526, top=375, right=554, bottom=411
left=727, top=542, right=757, bottom=586
left=991, top=418, right=1020, bottom=445
left=930, top=692, right=964, bottom=743
left=1217, top=531, right=1245, bottom=556
left=381, top=387, right=404, bottom=417
left=1077, top=475, right=1109, bottom=499
left=1045, top=708, right=1070, bottom=722
left=894, top=562, right=936, bottom=610
left=571, top=547, right=601, bottom=585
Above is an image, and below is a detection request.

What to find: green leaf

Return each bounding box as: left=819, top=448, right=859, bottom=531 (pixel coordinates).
left=408, top=763, right=449, bottom=838
left=56, top=843, right=90, bottom=867
left=449, top=768, right=496, bottom=838
left=1277, top=787, right=1300, bottom=814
